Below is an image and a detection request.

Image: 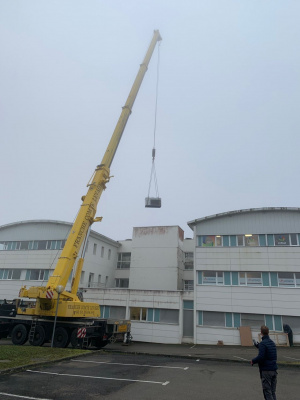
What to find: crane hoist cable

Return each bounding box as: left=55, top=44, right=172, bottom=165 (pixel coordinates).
left=145, top=40, right=161, bottom=208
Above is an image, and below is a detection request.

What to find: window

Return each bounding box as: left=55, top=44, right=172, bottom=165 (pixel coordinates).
left=108, top=249, right=111, bottom=260
left=239, top=272, right=262, bottom=286
left=184, top=252, right=194, bottom=269
left=198, top=236, right=215, bottom=247
left=278, top=272, right=296, bottom=287
left=0, top=269, right=22, bottom=280
left=130, top=307, right=147, bottom=321
left=274, top=234, right=289, bottom=246
left=130, top=308, right=178, bottom=323
left=244, top=235, right=259, bottom=247
left=241, top=313, right=265, bottom=329
left=203, top=271, right=223, bottom=285
left=184, top=280, right=194, bottom=290
left=117, top=252, right=131, bottom=269
left=183, top=300, right=194, bottom=310
left=115, top=278, right=129, bottom=288
left=80, top=271, right=85, bottom=284
left=98, top=274, right=101, bottom=284
left=101, top=246, right=104, bottom=258
left=203, top=311, right=225, bottom=327
left=26, top=269, right=50, bottom=281
left=93, top=243, right=97, bottom=255
left=102, top=306, right=126, bottom=319
left=88, top=273, right=94, bottom=288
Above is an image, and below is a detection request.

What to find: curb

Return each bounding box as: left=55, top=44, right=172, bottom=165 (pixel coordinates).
left=102, top=348, right=300, bottom=369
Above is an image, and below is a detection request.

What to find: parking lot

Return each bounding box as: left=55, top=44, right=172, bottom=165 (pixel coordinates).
left=0, top=352, right=299, bottom=400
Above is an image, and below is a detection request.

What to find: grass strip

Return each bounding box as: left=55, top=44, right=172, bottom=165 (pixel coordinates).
left=0, top=345, right=90, bottom=371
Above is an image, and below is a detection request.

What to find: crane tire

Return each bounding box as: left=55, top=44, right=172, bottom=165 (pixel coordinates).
left=53, top=327, right=69, bottom=348
left=70, top=329, right=80, bottom=348
left=11, top=324, right=28, bottom=345
left=29, top=325, right=45, bottom=346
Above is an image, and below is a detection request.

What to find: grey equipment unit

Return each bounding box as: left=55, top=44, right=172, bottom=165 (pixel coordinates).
left=145, top=197, right=161, bottom=208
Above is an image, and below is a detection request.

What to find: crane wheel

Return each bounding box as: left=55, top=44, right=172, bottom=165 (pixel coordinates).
left=29, top=325, right=45, bottom=346
left=70, top=329, right=80, bottom=348
left=11, top=324, right=28, bottom=345
left=53, top=327, right=69, bottom=348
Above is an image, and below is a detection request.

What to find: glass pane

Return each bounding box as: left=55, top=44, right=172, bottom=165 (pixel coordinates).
left=226, top=313, right=232, bottom=327
left=154, top=309, right=160, bottom=322
left=259, top=235, right=266, bottom=246
left=202, top=236, right=215, bottom=247
left=12, top=270, right=21, bottom=279
left=198, top=311, right=203, bottom=325
left=110, top=306, right=126, bottom=319
left=203, top=271, right=216, bottom=285
left=215, top=236, right=222, bottom=246
left=159, top=309, right=179, bottom=323
left=246, top=272, right=262, bottom=286
left=20, top=241, right=29, bottom=250
left=230, top=236, right=236, bottom=246
left=198, top=271, right=202, bottom=284
left=245, top=235, right=259, bottom=246
left=183, top=301, right=194, bottom=310
left=203, top=311, right=225, bottom=327
left=267, top=235, right=274, bottom=246
left=0, top=270, right=3, bottom=279
left=130, top=307, right=141, bottom=320
left=223, top=236, right=229, bottom=247
left=278, top=272, right=295, bottom=287
left=30, top=270, right=40, bottom=280
left=239, top=272, right=246, bottom=285
left=274, top=234, right=290, bottom=246
left=241, top=313, right=264, bottom=329
left=224, top=272, right=231, bottom=285
left=296, top=273, right=300, bottom=287
left=290, top=234, right=297, bottom=246
left=37, top=241, right=47, bottom=250
left=141, top=308, right=147, bottom=321
left=265, top=315, right=274, bottom=331
left=233, top=313, right=240, bottom=328
left=237, top=235, right=244, bottom=246
left=231, top=272, right=238, bottom=285
left=270, top=272, right=278, bottom=286
left=217, top=271, right=223, bottom=285
left=262, top=272, right=270, bottom=286
left=147, top=308, right=154, bottom=321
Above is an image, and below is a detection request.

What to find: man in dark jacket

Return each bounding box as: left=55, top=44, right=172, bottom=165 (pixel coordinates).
left=251, top=325, right=278, bottom=400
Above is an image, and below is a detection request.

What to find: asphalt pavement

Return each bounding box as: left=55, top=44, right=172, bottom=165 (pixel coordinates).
left=103, top=341, right=300, bottom=367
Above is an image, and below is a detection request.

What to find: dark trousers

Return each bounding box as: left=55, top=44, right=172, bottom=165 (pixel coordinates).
left=261, top=370, right=277, bottom=400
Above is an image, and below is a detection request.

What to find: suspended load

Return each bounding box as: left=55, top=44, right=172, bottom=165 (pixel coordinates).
left=145, top=148, right=161, bottom=208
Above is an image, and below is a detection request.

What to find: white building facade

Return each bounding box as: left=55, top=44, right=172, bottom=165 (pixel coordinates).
left=1, top=208, right=300, bottom=345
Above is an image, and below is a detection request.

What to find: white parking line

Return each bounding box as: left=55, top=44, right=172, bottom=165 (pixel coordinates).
left=26, top=370, right=170, bottom=386
left=71, top=359, right=189, bottom=370
left=283, top=356, right=300, bottom=361
left=0, top=393, right=52, bottom=400
left=233, top=356, right=250, bottom=361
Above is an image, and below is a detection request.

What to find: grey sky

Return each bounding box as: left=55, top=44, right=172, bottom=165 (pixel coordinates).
left=1, top=1, right=300, bottom=241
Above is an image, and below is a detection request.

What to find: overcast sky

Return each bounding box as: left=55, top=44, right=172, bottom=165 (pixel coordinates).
left=1, top=1, right=300, bottom=241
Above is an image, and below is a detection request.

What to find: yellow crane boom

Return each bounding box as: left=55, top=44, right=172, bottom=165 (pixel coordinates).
left=18, top=30, right=162, bottom=318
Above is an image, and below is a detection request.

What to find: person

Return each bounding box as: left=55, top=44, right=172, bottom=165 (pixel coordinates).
left=251, top=325, right=278, bottom=400
left=283, top=323, right=293, bottom=347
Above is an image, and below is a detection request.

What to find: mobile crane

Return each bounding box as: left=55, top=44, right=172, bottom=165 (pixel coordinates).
left=0, top=30, right=162, bottom=348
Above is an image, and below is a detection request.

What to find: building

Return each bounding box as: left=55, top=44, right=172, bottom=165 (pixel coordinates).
left=1, top=207, right=300, bottom=345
